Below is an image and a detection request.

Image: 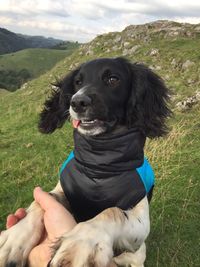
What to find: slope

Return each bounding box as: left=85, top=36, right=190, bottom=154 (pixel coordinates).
left=0, top=48, right=76, bottom=91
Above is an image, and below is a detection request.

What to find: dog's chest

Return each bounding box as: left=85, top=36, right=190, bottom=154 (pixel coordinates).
left=60, top=153, right=147, bottom=222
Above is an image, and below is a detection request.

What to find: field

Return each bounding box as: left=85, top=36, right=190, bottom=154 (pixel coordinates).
left=0, top=21, right=200, bottom=266
left=0, top=48, right=77, bottom=91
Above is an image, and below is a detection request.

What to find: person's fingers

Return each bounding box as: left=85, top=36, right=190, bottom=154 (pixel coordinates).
left=6, top=208, right=26, bottom=229
left=33, top=187, right=63, bottom=211
left=14, top=208, right=26, bottom=219
left=6, top=214, right=19, bottom=229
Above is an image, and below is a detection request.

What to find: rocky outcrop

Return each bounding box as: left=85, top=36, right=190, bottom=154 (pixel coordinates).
left=80, top=20, right=200, bottom=58
left=176, top=91, right=200, bottom=111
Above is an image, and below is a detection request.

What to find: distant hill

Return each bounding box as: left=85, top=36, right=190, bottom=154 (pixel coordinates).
left=52, top=41, right=80, bottom=50
left=0, top=48, right=77, bottom=91
left=0, top=28, right=76, bottom=55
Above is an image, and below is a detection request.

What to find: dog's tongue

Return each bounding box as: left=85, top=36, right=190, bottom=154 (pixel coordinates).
left=72, top=119, right=81, bottom=128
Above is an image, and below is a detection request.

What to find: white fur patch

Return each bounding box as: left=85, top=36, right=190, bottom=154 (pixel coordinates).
left=0, top=202, right=44, bottom=266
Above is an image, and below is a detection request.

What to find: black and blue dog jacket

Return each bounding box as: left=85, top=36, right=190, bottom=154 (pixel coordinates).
left=60, top=129, right=155, bottom=222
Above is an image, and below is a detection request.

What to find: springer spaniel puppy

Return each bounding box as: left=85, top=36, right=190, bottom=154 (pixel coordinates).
left=0, top=57, right=171, bottom=267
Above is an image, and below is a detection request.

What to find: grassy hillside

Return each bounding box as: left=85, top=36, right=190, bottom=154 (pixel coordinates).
left=0, top=21, right=199, bottom=267
left=0, top=48, right=77, bottom=91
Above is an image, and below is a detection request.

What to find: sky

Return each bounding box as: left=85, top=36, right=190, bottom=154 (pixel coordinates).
left=0, top=0, right=200, bottom=43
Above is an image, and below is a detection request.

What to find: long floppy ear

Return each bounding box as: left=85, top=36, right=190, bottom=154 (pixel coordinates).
left=127, top=63, right=172, bottom=138
left=38, top=68, right=79, bottom=133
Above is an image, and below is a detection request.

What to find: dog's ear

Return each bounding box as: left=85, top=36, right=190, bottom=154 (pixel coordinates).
left=126, top=63, right=172, bottom=138
left=38, top=68, right=79, bottom=133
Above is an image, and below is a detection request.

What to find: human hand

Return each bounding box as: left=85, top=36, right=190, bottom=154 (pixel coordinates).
left=6, top=187, right=76, bottom=267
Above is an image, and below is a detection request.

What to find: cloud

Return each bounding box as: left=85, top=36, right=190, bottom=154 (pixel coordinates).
left=0, top=0, right=70, bottom=17
left=69, top=0, right=200, bottom=20
left=0, top=0, right=200, bottom=42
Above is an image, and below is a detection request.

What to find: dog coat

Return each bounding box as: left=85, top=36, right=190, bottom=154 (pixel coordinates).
left=60, top=129, right=155, bottom=222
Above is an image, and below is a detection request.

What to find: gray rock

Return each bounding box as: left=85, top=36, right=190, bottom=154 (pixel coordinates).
left=112, top=45, right=119, bottom=51
left=122, top=45, right=141, bottom=56
left=114, top=35, right=122, bottom=44
left=123, top=42, right=130, bottom=48
left=176, top=91, right=200, bottom=111
left=149, top=48, right=159, bottom=56
left=171, top=58, right=177, bottom=67
left=182, top=60, right=195, bottom=70
left=164, top=75, right=170, bottom=81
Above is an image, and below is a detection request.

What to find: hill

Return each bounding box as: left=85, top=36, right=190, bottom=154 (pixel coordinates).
left=0, top=28, right=78, bottom=55
left=0, top=20, right=199, bottom=267
left=0, top=48, right=79, bottom=91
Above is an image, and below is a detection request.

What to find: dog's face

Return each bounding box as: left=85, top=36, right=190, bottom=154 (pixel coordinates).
left=39, top=57, right=171, bottom=138
left=69, top=58, right=131, bottom=135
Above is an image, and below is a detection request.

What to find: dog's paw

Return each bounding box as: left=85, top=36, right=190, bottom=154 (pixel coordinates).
left=0, top=228, right=26, bottom=267
left=49, top=222, right=113, bottom=267
left=114, top=243, right=146, bottom=267
left=0, top=217, right=43, bottom=267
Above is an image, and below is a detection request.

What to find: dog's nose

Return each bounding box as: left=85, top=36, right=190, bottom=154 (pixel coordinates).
left=70, top=94, right=92, bottom=113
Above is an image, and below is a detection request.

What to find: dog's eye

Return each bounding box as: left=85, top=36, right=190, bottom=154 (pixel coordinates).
left=75, top=79, right=82, bottom=86
left=108, top=75, right=120, bottom=86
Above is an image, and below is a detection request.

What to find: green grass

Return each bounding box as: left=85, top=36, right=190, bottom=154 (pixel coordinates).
left=145, top=110, right=200, bottom=267
left=0, top=26, right=200, bottom=267
left=0, top=48, right=77, bottom=91
left=0, top=48, right=71, bottom=76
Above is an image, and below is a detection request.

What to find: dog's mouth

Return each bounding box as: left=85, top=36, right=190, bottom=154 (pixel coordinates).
left=72, top=119, right=104, bottom=129
left=71, top=118, right=118, bottom=136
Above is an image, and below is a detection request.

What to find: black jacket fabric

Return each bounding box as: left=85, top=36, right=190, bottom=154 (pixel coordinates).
left=60, top=129, right=154, bottom=222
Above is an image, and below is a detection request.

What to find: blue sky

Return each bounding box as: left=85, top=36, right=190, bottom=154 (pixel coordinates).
left=0, top=0, right=200, bottom=42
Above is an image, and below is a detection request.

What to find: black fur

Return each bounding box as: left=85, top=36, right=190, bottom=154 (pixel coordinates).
left=5, top=262, right=17, bottom=267
left=39, top=68, right=79, bottom=133
left=126, top=62, right=172, bottom=138
left=39, top=57, right=171, bottom=137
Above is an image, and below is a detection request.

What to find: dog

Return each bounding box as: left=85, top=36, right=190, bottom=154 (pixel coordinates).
left=0, top=57, right=171, bottom=267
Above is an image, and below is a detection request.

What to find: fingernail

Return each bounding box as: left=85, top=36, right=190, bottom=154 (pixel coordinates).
left=35, top=186, right=42, bottom=191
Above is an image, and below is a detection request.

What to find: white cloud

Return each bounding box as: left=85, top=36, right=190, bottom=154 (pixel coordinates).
left=0, top=0, right=200, bottom=42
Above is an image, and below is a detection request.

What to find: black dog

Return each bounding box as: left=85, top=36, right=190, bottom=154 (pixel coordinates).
left=0, top=57, right=171, bottom=267
left=39, top=57, right=170, bottom=138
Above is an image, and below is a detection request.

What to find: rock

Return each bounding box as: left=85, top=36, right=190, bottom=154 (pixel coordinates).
left=86, top=49, right=94, bottom=56
left=130, top=45, right=141, bottom=53
left=171, top=58, right=177, bottom=67
left=21, top=83, right=28, bottom=90
left=155, top=65, right=162, bottom=71
left=182, top=60, right=195, bottom=70
left=123, top=42, right=130, bottom=48
left=114, top=35, right=122, bottom=44
left=69, top=62, right=80, bottom=71
left=164, top=75, right=170, bottom=81
left=122, top=49, right=129, bottom=56
left=187, top=79, right=195, bottom=85
left=149, top=48, right=159, bottom=56
left=51, top=85, right=58, bottom=90
left=196, top=91, right=200, bottom=100
left=112, top=45, right=119, bottom=51
left=103, top=41, right=109, bottom=47
left=194, top=26, right=200, bottom=31
left=25, top=143, right=33, bottom=148
left=122, top=45, right=141, bottom=56
left=176, top=91, right=200, bottom=111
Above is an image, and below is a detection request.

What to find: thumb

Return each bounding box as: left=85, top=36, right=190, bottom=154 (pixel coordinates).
left=33, top=187, right=61, bottom=211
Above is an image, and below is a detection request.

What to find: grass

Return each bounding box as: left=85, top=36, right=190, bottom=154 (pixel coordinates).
left=0, top=48, right=78, bottom=91
left=0, top=48, right=71, bottom=77
left=145, top=110, right=200, bottom=267
left=0, top=25, right=200, bottom=266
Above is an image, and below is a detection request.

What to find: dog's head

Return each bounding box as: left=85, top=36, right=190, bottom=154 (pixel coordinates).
left=39, top=57, right=171, bottom=138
